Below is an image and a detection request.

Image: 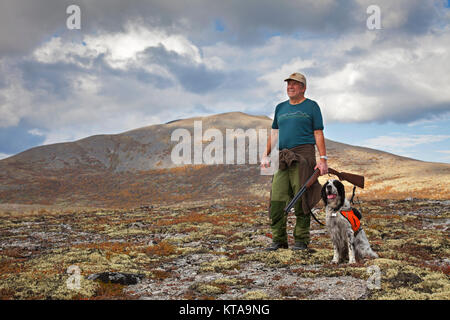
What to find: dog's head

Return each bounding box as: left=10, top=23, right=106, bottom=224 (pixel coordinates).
left=321, top=179, right=345, bottom=210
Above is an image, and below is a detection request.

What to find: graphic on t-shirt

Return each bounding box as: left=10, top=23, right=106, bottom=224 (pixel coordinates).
left=278, top=110, right=311, bottom=122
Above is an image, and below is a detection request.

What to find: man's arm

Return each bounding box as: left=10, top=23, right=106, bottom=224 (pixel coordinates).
left=263, top=129, right=278, bottom=157
left=314, top=129, right=328, bottom=175
left=261, top=129, right=278, bottom=168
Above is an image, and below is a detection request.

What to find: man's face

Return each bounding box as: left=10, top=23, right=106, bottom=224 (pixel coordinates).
left=286, top=80, right=305, bottom=99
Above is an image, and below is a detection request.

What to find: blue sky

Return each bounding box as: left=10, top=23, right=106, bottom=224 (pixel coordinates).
left=0, top=0, right=449, bottom=163
left=325, top=117, right=450, bottom=163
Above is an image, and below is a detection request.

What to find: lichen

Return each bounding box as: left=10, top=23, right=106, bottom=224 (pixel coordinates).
left=200, top=257, right=240, bottom=272
left=1, top=199, right=448, bottom=300
left=241, top=290, right=269, bottom=300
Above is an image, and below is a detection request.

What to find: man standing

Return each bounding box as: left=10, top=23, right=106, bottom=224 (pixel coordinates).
left=261, top=72, right=328, bottom=251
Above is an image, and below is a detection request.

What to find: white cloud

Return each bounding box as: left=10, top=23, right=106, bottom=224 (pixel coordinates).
left=364, top=134, right=450, bottom=153
left=1, top=1, right=450, bottom=158
left=0, top=62, right=33, bottom=128
left=85, top=22, right=202, bottom=69
left=310, top=29, right=450, bottom=123
left=0, top=153, right=12, bottom=160
left=258, top=57, right=316, bottom=101
left=32, top=37, right=98, bottom=68
left=20, top=20, right=450, bottom=129
left=435, top=150, right=450, bottom=162
left=28, top=128, right=45, bottom=136
left=33, top=21, right=202, bottom=72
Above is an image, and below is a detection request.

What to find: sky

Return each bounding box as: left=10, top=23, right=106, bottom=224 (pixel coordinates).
left=0, top=0, right=449, bottom=163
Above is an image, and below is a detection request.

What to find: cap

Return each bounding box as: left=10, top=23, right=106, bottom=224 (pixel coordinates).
left=284, top=72, right=306, bottom=86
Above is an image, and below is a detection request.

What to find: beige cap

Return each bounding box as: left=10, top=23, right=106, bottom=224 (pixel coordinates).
left=284, top=72, right=306, bottom=86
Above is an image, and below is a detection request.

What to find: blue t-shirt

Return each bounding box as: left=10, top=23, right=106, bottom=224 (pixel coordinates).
left=271, top=98, right=324, bottom=149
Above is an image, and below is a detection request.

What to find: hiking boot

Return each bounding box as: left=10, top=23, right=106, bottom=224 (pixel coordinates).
left=265, top=242, right=288, bottom=251
left=292, top=242, right=308, bottom=251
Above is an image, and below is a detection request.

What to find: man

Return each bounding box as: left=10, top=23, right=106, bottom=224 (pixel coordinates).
left=261, top=72, right=328, bottom=251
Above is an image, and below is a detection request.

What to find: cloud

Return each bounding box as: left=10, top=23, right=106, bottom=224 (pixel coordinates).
left=435, top=150, right=450, bottom=161
left=28, top=128, right=45, bottom=136
left=363, top=134, right=450, bottom=155
left=2, top=0, right=446, bottom=56
left=0, top=0, right=449, bottom=158
left=0, top=153, right=12, bottom=160
left=0, top=121, right=46, bottom=154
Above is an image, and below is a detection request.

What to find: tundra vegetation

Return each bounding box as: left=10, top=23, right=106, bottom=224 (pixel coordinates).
left=0, top=198, right=448, bottom=300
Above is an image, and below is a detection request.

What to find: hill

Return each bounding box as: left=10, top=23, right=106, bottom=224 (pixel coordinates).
left=0, top=112, right=449, bottom=207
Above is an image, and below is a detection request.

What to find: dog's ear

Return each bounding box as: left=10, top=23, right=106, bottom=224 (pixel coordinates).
left=335, top=180, right=345, bottom=198
left=335, top=180, right=345, bottom=207
left=321, top=181, right=328, bottom=204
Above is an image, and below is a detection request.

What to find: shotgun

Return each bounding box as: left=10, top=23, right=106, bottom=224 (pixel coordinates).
left=283, top=167, right=365, bottom=215
left=328, top=168, right=364, bottom=189
left=284, top=168, right=320, bottom=214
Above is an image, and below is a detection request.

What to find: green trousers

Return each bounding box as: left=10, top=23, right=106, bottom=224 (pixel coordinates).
left=270, top=162, right=310, bottom=245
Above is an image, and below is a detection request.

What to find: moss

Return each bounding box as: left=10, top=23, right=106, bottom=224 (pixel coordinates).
left=374, top=287, right=429, bottom=300
left=238, top=249, right=292, bottom=267
left=372, top=258, right=404, bottom=268
left=1, top=199, right=448, bottom=300
left=238, top=248, right=332, bottom=268
left=213, top=278, right=239, bottom=286
left=200, top=257, right=240, bottom=272
left=417, top=273, right=450, bottom=296
left=241, top=290, right=269, bottom=300
left=104, top=228, right=148, bottom=237
left=0, top=272, right=98, bottom=299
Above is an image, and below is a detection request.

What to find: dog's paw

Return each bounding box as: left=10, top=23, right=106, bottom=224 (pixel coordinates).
left=331, top=259, right=339, bottom=264
left=348, top=258, right=356, bottom=264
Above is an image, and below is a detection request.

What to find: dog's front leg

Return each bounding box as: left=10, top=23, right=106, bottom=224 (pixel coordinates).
left=347, top=231, right=356, bottom=264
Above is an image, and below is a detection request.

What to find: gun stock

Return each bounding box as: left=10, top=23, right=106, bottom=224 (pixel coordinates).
left=328, top=168, right=364, bottom=189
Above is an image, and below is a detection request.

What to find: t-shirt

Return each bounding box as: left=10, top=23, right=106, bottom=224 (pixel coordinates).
left=271, top=98, right=324, bottom=149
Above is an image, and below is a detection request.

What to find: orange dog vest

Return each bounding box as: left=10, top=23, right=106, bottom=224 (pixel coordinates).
left=340, top=209, right=361, bottom=234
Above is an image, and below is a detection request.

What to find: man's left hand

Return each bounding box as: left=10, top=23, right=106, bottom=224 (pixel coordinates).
left=315, top=160, right=328, bottom=176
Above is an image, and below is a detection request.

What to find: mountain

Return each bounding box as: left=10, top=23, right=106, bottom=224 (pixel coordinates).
left=1, top=112, right=449, bottom=207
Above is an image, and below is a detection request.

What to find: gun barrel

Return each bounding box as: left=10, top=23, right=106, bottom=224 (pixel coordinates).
left=284, top=186, right=306, bottom=214
left=284, top=168, right=320, bottom=214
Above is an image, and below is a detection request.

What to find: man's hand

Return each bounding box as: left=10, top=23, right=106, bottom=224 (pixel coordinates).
left=260, top=155, right=271, bottom=169
left=315, top=159, right=328, bottom=176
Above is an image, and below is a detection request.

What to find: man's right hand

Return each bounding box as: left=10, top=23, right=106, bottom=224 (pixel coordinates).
left=260, top=155, right=271, bottom=169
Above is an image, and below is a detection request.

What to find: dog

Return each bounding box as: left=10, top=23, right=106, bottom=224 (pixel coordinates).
left=321, top=179, right=378, bottom=264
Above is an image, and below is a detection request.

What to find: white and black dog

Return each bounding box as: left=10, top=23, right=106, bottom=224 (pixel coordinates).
left=321, top=179, right=378, bottom=264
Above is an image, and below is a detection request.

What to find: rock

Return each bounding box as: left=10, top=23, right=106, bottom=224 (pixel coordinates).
left=128, top=222, right=147, bottom=229
left=388, top=272, right=422, bottom=288
left=87, top=272, right=145, bottom=285
left=254, top=280, right=265, bottom=286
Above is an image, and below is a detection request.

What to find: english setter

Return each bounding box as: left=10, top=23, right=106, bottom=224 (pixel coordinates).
left=321, top=179, right=378, bottom=264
